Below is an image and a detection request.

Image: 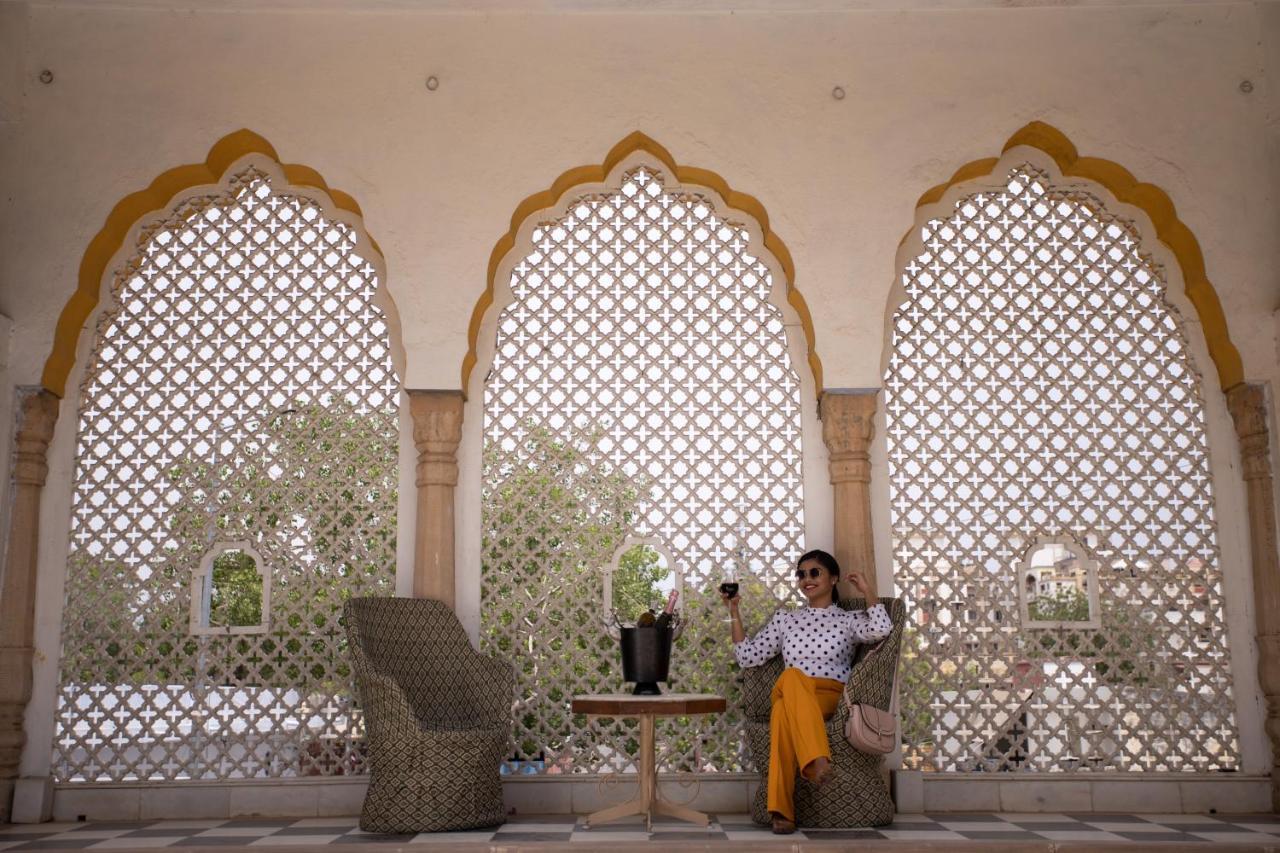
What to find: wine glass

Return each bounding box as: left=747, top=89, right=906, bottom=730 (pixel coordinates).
left=719, top=533, right=745, bottom=621
left=718, top=567, right=740, bottom=622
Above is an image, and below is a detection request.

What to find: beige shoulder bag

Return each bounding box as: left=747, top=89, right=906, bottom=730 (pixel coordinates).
left=842, top=641, right=899, bottom=755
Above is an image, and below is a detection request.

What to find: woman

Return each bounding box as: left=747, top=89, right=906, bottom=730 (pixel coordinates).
left=723, top=549, right=892, bottom=834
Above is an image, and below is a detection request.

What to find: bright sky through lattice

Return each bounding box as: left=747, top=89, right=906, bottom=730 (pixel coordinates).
left=481, top=166, right=808, bottom=773
left=885, top=164, right=1238, bottom=774
left=56, top=168, right=400, bottom=782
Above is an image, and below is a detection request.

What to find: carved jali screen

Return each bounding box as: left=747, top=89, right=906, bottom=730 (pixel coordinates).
left=885, top=164, right=1239, bottom=773
left=55, top=166, right=400, bottom=781
left=481, top=166, right=807, bottom=773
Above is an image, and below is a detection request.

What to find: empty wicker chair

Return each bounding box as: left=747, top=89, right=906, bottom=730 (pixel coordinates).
left=344, top=597, right=513, bottom=833
left=738, top=597, right=906, bottom=828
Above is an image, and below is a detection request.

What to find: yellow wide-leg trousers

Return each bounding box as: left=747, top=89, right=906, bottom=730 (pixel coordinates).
left=768, top=667, right=844, bottom=821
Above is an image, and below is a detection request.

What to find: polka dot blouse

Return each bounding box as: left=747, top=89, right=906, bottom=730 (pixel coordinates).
left=734, top=602, right=893, bottom=683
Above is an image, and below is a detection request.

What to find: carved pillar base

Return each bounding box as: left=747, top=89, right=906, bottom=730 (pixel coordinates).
left=0, top=647, right=34, bottom=783
left=819, top=391, right=879, bottom=601
left=0, top=390, right=59, bottom=821
left=409, top=390, right=464, bottom=608
left=1227, top=383, right=1280, bottom=812
left=1258, top=633, right=1280, bottom=812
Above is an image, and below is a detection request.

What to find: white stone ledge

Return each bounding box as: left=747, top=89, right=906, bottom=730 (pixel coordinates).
left=45, top=772, right=1270, bottom=822
left=49, top=774, right=761, bottom=822
left=912, top=772, right=1271, bottom=814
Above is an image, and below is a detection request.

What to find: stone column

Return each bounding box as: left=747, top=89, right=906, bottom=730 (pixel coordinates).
left=409, top=391, right=464, bottom=607
left=1227, top=383, right=1280, bottom=811
left=819, top=391, right=879, bottom=601
left=0, top=390, right=59, bottom=821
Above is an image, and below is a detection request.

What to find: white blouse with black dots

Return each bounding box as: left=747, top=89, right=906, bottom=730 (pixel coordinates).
left=734, top=602, right=893, bottom=683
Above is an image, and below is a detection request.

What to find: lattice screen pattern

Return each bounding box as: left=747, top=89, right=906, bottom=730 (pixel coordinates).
left=55, top=168, right=400, bottom=781
left=482, top=167, right=806, bottom=774
left=885, top=165, right=1239, bottom=773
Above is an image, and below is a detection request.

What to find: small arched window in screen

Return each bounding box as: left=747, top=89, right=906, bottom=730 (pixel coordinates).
left=54, top=164, right=400, bottom=781
left=885, top=163, right=1239, bottom=773
left=481, top=165, right=807, bottom=774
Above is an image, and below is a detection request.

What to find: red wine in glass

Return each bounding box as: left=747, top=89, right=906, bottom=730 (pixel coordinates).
left=719, top=582, right=740, bottom=600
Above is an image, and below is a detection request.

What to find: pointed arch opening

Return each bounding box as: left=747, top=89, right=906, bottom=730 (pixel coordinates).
left=462, top=131, right=823, bottom=399
left=51, top=131, right=405, bottom=782
left=882, top=124, right=1241, bottom=775
left=905, top=121, right=1242, bottom=392
left=42, top=129, right=404, bottom=397
left=468, top=134, right=822, bottom=774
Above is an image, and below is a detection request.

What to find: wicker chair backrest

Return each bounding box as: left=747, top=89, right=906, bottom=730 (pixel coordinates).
left=345, top=596, right=488, bottom=727
left=841, top=597, right=906, bottom=711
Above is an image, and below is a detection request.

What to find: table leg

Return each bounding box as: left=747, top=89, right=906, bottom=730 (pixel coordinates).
left=583, top=711, right=711, bottom=831
left=653, top=797, right=710, bottom=826
left=584, top=713, right=654, bottom=830
left=639, top=713, right=655, bottom=830
left=583, top=796, right=643, bottom=828
left=643, top=714, right=711, bottom=828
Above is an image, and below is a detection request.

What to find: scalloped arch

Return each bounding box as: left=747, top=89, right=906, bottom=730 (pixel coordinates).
left=910, top=120, right=1244, bottom=391
left=41, top=128, right=391, bottom=398
left=461, top=131, right=822, bottom=397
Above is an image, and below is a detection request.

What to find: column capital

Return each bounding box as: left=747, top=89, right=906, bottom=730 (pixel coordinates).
left=408, top=390, right=464, bottom=488
left=1227, top=383, right=1273, bottom=482
left=820, top=391, right=877, bottom=484
left=407, top=390, right=464, bottom=607
left=13, top=389, right=59, bottom=488
left=819, top=390, right=880, bottom=600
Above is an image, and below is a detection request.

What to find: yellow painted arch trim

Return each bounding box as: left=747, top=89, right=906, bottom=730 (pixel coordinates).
left=913, top=120, right=1244, bottom=392
left=42, top=128, right=379, bottom=398
left=461, top=131, right=822, bottom=398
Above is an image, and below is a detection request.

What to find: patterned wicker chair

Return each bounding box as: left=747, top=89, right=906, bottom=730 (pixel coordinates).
left=738, top=596, right=907, bottom=828
left=343, top=597, right=513, bottom=834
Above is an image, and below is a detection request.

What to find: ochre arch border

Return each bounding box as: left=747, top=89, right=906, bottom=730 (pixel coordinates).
left=460, top=131, right=822, bottom=397
left=911, top=120, right=1244, bottom=391
left=41, top=128, right=380, bottom=398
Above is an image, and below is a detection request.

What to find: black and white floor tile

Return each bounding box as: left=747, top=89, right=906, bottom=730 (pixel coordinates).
left=4, top=813, right=1280, bottom=847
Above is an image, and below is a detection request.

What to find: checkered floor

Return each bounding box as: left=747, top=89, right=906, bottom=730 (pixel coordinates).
left=3, top=813, right=1280, bottom=847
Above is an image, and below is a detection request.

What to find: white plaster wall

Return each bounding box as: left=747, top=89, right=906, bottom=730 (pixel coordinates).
left=2, top=2, right=1277, bottom=392
left=0, top=316, right=13, bottom=590
left=1260, top=1, right=1280, bottom=611
left=0, top=2, right=26, bottom=124
left=3, top=0, right=1280, bottom=783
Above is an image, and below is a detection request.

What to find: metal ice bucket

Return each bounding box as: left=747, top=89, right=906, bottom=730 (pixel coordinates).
left=619, top=626, right=673, bottom=695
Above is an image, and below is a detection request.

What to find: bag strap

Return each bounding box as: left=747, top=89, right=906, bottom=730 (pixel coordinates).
left=888, top=655, right=900, bottom=717
left=843, top=636, right=901, bottom=718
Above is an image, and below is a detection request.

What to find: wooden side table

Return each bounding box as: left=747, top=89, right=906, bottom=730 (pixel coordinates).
left=571, top=693, right=726, bottom=830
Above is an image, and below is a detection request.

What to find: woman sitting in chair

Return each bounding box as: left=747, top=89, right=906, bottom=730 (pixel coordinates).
left=722, top=549, right=891, bottom=834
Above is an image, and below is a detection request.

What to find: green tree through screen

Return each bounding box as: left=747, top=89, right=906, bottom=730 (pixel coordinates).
left=612, top=543, right=669, bottom=622
left=209, top=549, right=264, bottom=628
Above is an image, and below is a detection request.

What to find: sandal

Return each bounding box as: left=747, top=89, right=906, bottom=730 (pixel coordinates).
left=771, top=814, right=797, bottom=834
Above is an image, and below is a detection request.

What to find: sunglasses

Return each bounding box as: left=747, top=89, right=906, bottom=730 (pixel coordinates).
left=794, top=567, right=826, bottom=580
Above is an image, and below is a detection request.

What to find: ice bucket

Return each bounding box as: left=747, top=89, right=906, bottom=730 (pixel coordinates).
left=619, top=626, right=673, bottom=695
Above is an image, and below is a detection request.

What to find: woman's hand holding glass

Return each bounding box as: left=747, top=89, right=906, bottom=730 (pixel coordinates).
left=721, top=577, right=746, bottom=644
left=718, top=565, right=740, bottom=623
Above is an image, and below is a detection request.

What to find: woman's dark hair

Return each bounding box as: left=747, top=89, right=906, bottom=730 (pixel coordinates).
left=798, top=549, right=841, bottom=603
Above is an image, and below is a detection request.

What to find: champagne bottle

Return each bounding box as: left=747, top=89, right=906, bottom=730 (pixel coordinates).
left=654, top=590, right=679, bottom=629
left=637, top=609, right=656, bottom=627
